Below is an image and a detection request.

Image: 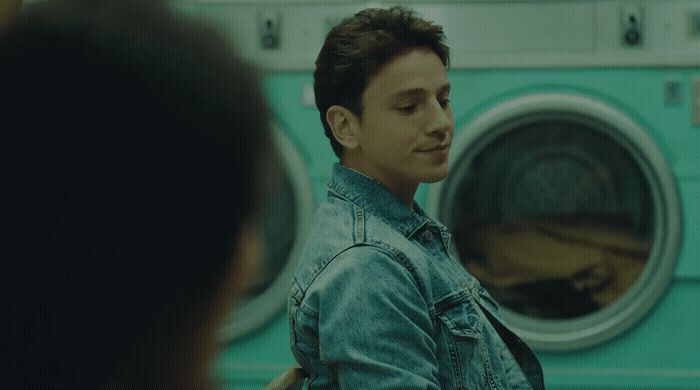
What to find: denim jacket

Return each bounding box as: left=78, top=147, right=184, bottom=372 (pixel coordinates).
left=289, top=164, right=544, bottom=389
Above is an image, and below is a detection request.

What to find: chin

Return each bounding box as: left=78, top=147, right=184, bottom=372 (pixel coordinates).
left=420, top=166, right=449, bottom=183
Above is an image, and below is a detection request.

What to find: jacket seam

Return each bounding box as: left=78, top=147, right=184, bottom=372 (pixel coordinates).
left=328, top=186, right=426, bottom=240
left=296, top=240, right=432, bottom=317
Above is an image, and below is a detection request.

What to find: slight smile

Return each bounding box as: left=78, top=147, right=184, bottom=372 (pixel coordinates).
left=417, top=143, right=451, bottom=152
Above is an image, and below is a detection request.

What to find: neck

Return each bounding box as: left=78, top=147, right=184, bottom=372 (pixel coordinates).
left=339, top=157, right=417, bottom=209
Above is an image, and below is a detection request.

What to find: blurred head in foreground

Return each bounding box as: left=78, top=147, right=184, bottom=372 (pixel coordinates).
left=0, top=0, right=21, bottom=34
left=0, top=0, right=270, bottom=388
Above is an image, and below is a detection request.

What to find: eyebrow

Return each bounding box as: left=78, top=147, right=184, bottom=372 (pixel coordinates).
left=389, top=83, right=451, bottom=101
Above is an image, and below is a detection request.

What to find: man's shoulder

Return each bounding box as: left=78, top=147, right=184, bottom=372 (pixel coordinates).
left=292, top=196, right=415, bottom=293
left=290, top=241, right=421, bottom=314
left=305, top=195, right=356, bottom=248
left=305, top=194, right=407, bottom=249
left=308, top=193, right=418, bottom=251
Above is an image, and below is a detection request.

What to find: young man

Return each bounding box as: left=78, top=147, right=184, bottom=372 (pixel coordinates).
left=1, top=0, right=269, bottom=388
left=288, top=7, right=545, bottom=389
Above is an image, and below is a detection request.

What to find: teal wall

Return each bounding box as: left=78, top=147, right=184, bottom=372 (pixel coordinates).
left=217, top=69, right=700, bottom=389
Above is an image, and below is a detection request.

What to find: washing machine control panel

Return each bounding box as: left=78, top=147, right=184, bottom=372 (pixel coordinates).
left=174, top=0, right=700, bottom=70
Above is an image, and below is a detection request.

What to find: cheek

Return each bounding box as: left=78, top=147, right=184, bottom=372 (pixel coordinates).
left=386, top=117, right=421, bottom=144
left=362, top=115, right=419, bottom=159
left=365, top=119, right=400, bottom=146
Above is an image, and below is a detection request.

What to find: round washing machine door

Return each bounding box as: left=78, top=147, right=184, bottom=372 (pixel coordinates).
left=428, top=93, right=681, bottom=351
left=218, top=126, right=314, bottom=342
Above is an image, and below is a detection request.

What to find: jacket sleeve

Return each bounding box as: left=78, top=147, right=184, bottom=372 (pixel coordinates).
left=316, top=245, right=440, bottom=389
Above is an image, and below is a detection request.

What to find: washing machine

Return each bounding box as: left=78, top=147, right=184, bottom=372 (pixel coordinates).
left=174, top=1, right=700, bottom=388
left=427, top=74, right=697, bottom=389
left=418, top=1, right=700, bottom=389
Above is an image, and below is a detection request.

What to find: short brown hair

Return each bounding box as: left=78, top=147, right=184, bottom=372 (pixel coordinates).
left=314, top=6, right=450, bottom=158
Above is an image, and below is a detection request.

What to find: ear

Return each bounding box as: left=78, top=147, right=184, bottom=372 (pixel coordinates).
left=326, top=105, right=360, bottom=150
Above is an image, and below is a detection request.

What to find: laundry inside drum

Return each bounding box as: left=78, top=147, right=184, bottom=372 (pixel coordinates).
left=451, top=115, right=655, bottom=319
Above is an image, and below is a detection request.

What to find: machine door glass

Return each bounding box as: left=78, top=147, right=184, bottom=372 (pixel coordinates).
left=433, top=95, right=680, bottom=350
left=452, top=114, right=653, bottom=319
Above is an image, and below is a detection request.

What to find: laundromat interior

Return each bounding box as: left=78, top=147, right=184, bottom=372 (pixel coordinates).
left=26, top=0, right=697, bottom=388
left=167, top=0, right=700, bottom=388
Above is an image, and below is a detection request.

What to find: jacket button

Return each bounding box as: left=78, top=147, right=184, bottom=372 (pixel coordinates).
left=422, top=230, right=434, bottom=242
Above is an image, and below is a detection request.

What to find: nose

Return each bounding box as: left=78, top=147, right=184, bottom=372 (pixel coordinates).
left=426, top=98, right=453, bottom=137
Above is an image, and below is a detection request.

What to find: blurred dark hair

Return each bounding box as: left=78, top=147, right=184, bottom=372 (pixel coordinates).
left=314, top=6, right=449, bottom=157
left=0, top=0, right=269, bottom=388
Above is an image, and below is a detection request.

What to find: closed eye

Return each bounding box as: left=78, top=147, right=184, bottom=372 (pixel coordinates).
left=439, top=98, right=451, bottom=108
left=397, top=104, right=418, bottom=114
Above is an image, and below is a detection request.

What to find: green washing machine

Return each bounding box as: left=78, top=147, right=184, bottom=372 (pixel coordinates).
left=175, top=1, right=700, bottom=388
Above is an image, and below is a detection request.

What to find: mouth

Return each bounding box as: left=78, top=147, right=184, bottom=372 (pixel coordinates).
left=417, top=143, right=451, bottom=153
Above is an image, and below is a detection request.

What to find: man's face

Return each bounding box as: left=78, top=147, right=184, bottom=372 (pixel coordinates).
left=350, top=48, right=454, bottom=190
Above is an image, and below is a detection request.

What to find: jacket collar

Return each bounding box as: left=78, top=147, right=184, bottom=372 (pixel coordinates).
left=327, top=163, right=446, bottom=239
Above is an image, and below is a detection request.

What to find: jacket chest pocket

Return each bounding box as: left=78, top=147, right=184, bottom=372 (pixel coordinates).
left=436, top=300, right=497, bottom=390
